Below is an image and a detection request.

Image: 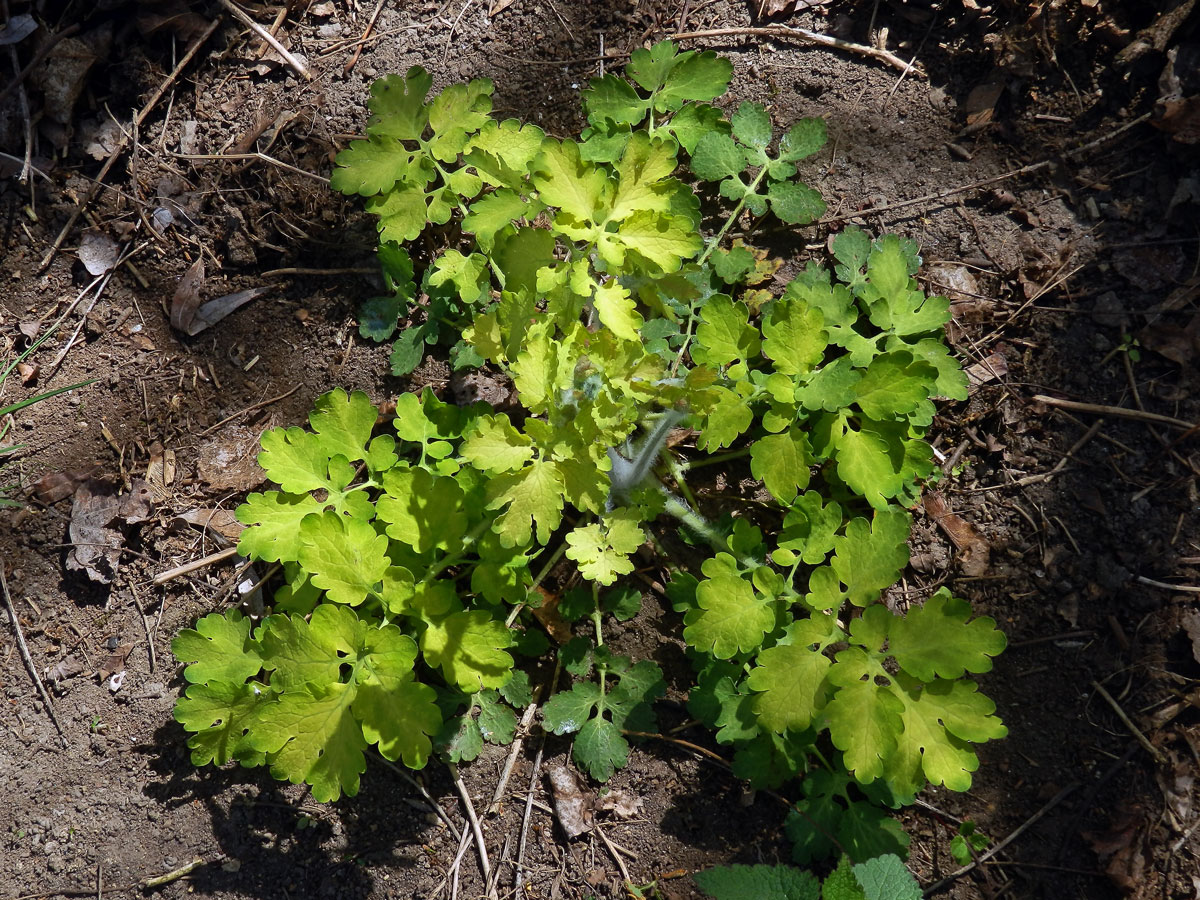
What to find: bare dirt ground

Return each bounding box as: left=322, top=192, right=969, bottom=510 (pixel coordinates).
left=2, top=1, right=1200, bottom=898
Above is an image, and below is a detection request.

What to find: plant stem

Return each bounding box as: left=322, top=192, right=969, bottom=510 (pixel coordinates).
left=660, top=489, right=760, bottom=571
left=660, top=448, right=700, bottom=511
left=670, top=165, right=768, bottom=373
left=591, top=583, right=607, bottom=697
left=423, top=517, right=494, bottom=583
left=678, top=446, right=753, bottom=472
left=697, top=166, right=769, bottom=267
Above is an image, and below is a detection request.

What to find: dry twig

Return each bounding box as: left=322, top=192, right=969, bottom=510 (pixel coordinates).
left=196, top=384, right=303, bottom=438
left=1, top=566, right=68, bottom=747
left=449, top=762, right=496, bottom=899
left=216, top=0, right=311, bottom=80
left=152, top=546, right=240, bottom=586
left=670, top=25, right=917, bottom=74
left=1033, top=395, right=1197, bottom=433
left=1090, top=680, right=1166, bottom=766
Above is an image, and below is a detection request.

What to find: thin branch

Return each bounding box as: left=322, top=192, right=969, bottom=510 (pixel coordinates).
left=1, top=566, right=67, bottom=747
left=216, top=0, right=311, bottom=80
left=819, top=112, right=1152, bottom=226
left=670, top=25, right=916, bottom=74
left=1033, top=394, right=1197, bottom=433
left=152, top=547, right=240, bottom=586
left=449, top=762, right=496, bottom=899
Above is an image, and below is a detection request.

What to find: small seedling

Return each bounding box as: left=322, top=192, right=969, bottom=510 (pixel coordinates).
left=949, top=820, right=990, bottom=865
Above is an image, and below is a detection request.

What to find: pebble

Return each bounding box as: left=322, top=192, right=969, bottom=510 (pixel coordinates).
left=47, top=856, right=64, bottom=873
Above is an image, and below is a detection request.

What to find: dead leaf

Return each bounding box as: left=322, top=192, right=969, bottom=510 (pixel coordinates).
left=30, top=25, right=111, bottom=127
left=928, top=264, right=980, bottom=303
left=488, top=0, right=520, bottom=14
left=45, top=656, right=85, bottom=687
left=595, top=790, right=643, bottom=818
left=94, top=643, right=132, bottom=681
left=186, top=287, right=271, bottom=336
left=1140, top=311, right=1200, bottom=370
left=172, top=508, right=244, bottom=543
left=965, top=350, right=1008, bottom=388
left=18, top=321, right=39, bottom=341
left=1057, top=592, right=1079, bottom=628
left=922, top=492, right=990, bottom=576
left=1157, top=749, right=1195, bottom=828
left=81, top=118, right=124, bottom=160
left=77, top=230, right=120, bottom=276
left=16, top=361, right=38, bottom=385
left=0, top=14, right=37, bottom=46
left=66, top=479, right=154, bottom=584
left=965, top=77, right=1005, bottom=126
left=169, top=257, right=271, bottom=335
left=196, top=426, right=266, bottom=492
left=29, top=467, right=98, bottom=504
left=548, top=765, right=593, bottom=838
left=1084, top=803, right=1151, bottom=894
left=1114, top=243, right=1185, bottom=292
left=1181, top=609, right=1200, bottom=666
left=170, top=257, right=205, bottom=332
left=529, top=586, right=572, bottom=645
left=757, top=0, right=831, bottom=15
left=143, top=444, right=177, bottom=502
left=135, top=0, right=212, bottom=44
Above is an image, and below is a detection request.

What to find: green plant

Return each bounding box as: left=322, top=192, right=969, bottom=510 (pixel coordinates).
left=949, top=820, right=989, bottom=865
left=172, top=41, right=1005, bottom=872
left=694, top=854, right=920, bottom=900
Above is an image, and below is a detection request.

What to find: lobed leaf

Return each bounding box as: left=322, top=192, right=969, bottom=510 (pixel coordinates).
left=172, top=611, right=263, bottom=685
left=683, top=574, right=775, bottom=658
left=888, top=589, right=1007, bottom=683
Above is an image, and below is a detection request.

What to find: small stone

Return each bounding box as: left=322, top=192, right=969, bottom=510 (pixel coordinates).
left=46, top=856, right=64, bottom=873
left=42, top=840, right=60, bottom=855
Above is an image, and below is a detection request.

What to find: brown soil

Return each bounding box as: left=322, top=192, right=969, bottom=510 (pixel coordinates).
left=2, top=1, right=1199, bottom=899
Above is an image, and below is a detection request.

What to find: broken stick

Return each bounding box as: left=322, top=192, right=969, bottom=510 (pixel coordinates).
left=0, top=566, right=68, bottom=747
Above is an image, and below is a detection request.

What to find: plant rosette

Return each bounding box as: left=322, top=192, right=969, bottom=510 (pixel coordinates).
left=173, top=40, right=1006, bottom=869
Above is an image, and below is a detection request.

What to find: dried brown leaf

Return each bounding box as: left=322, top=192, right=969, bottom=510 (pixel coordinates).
left=66, top=479, right=154, bottom=584
left=77, top=230, right=120, bottom=276
left=965, top=350, right=1008, bottom=388
left=172, top=508, right=244, bottom=543
left=45, top=656, right=85, bottom=686
left=922, top=491, right=990, bottom=576
left=595, top=789, right=642, bottom=818
left=30, top=467, right=97, bottom=504
left=548, top=765, right=593, bottom=838
left=170, top=257, right=205, bottom=332
left=1083, top=803, right=1150, bottom=895
left=529, top=586, right=572, bottom=645
left=95, top=643, right=132, bottom=681
left=196, top=426, right=266, bottom=492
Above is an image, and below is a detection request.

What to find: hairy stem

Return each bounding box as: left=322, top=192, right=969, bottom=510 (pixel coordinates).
left=423, top=517, right=495, bottom=583
left=660, top=490, right=760, bottom=571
